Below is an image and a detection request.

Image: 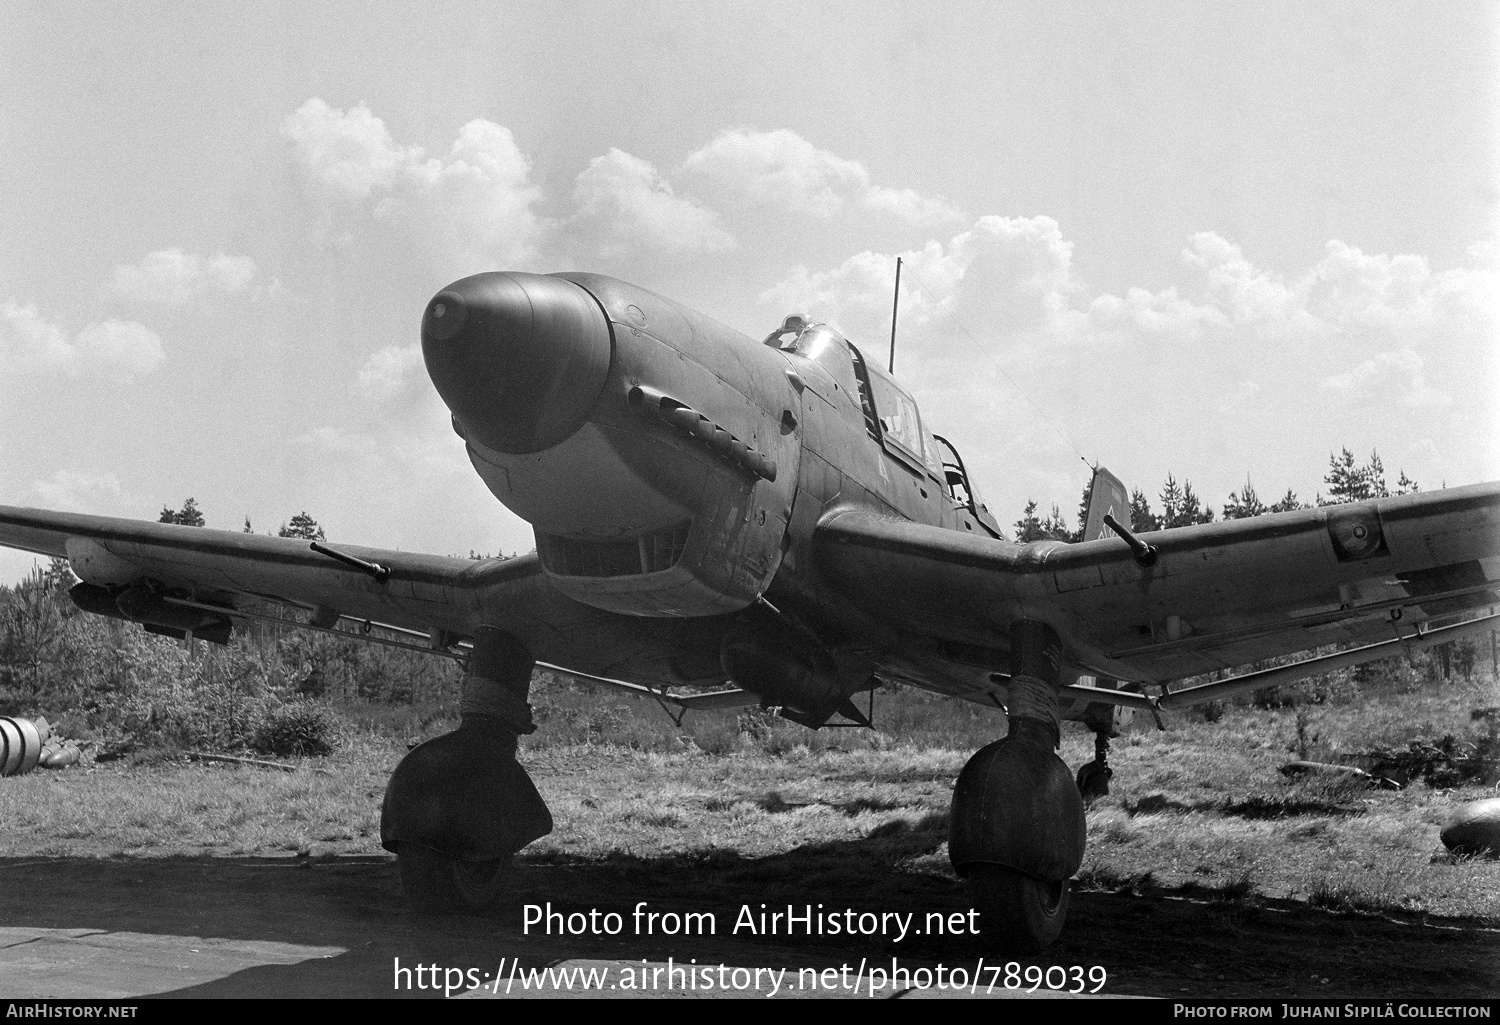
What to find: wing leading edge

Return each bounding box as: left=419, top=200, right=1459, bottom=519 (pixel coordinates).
left=813, top=482, right=1500, bottom=685
left=0, top=505, right=549, bottom=644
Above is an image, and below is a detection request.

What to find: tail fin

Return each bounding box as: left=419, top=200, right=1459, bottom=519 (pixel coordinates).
left=1081, top=466, right=1131, bottom=542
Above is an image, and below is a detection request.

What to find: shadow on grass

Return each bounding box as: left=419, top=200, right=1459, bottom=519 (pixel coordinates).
left=703, top=791, right=939, bottom=817
left=1122, top=793, right=1206, bottom=815
left=0, top=831, right=1496, bottom=999
left=1220, top=796, right=1367, bottom=819
left=1119, top=792, right=1368, bottom=819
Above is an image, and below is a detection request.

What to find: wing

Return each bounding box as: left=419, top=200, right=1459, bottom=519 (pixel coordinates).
left=814, top=482, right=1500, bottom=687
left=0, top=505, right=556, bottom=649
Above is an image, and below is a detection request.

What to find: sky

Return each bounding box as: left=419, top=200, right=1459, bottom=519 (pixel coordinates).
left=2, top=1, right=1496, bottom=583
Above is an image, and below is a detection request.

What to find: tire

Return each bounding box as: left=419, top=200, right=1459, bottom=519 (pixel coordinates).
left=397, top=844, right=512, bottom=915
left=968, top=865, right=1070, bottom=952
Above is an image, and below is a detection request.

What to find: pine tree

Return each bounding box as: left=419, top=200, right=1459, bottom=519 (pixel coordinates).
left=1321, top=448, right=1361, bottom=504
left=1396, top=470, right=1419, bottom=495
left=1320, top=448, right=1390, bottom=505
left=1269, top=489, right=1305, bottom=513
left=1223, top=479, right=1267, bottom=519
left=1013, top=500, right=1046, bottom=542
left=1130, top=489, right=1159, bottom=532
left=1159, top=474, right=1185, bottom=528
left=158, top=498, right=205, bottom=527
left=1156, top=474, right=1214, bottom=528
left=243, top=517, right=253, bottom=533
left=1072, top=479, right=1093, bottom=542
left=278, top=512, right=326, bottom=540
left=0, top=565, right=64, bottom=698
left=1180, top=480, right=1214, bottom=525
left=1043, top=503, right=1071, bottom=541
left=1365, top=450, right=1389, bottom=498
left=1011, top=500, right=1071, bottom=542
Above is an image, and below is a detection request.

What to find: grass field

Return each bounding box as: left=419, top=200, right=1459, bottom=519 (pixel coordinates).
left=3, top=660, right=1495, bottom=930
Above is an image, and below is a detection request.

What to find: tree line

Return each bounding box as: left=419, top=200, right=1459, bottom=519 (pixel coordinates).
left=1013, top=447, right=1420, bottom=543
left=158, top=499, right=324, bottom=540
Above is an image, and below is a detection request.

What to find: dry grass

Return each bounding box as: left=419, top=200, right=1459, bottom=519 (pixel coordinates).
left=1, top=664, right=1496, bottom=927
left=1071, top=673, right=1500, bottom=921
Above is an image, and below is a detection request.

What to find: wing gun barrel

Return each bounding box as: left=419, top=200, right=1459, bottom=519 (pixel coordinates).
left=310, top=541, right=390, bottom=582
left=1102, top=513, right=1158, bottom=567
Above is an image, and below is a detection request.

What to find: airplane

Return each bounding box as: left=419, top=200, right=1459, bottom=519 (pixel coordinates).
left=2, top=269, right=1497, bottom=951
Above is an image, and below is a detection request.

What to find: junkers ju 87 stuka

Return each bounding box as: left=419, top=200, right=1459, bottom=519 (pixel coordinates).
left=3, top=269, right=1497, bottom=950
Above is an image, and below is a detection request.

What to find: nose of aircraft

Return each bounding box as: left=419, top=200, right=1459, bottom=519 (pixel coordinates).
left=421, top=273, right=613, bottom=454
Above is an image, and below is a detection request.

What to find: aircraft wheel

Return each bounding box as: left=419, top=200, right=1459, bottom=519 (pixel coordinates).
left=969, top=865, right=1070, bottom=952
left=398, top=844, right=511, bottom=914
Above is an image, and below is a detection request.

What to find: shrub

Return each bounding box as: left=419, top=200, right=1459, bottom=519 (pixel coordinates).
left=252, top=702, right=335, bottom=757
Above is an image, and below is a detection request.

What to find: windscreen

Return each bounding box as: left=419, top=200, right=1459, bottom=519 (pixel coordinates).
left=866, top=371, right=925, bottom=467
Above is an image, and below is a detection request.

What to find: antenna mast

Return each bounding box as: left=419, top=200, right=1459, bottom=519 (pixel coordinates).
left=888, top=256, right=902, bottom=374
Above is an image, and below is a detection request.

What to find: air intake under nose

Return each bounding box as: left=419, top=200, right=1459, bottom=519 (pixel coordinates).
left=421, top=272, right=613, bottom=455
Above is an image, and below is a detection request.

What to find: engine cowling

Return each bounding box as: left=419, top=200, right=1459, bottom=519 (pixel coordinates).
left=422, top=271, right=803, bottom=619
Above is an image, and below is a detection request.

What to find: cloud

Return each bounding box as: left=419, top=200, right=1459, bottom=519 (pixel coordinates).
left=357, top=343, right=425, bottom=401
left=1181, top=233, right=1498, bottom=350
left=282, top=105, right=975, bottom=278
left=283, top=98, right=547, bottom=271
left=1181, top=232, right=1309, bottom=331
left=109, top=248, right=261, bottom=306
left=767, top=219, right=1495, bottom=365
left=1320, top=348, right=1451, bottom=409
left=0, top=301, right=163, bottom=379
left=73, top=321, right=166, bottom=378
left=759, top=219, right=1493, bottom=527
left=32, top=470, right=133, bottom=513
left=764, top=216, right=1131, bottom=349
left=281, top=98, right=414, bottom=201
left=567, top=148, right=733, bottom=263
left=0, top=300, right=73, bottom=371
left=1305, top=239, right=1498, bottom=337
left=681, top=128, right=962, bottom=225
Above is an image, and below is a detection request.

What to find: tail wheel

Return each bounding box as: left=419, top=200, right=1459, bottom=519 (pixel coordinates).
left=1076, top=759, right=1113, bottom=804
left=968, top=865, right=1070, bottom=952
left=397, top=844, right=512, bottom=915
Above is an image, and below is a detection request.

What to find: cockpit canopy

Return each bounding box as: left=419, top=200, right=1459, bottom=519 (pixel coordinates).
left=765, top=315, right=1001, bottom=536
left=764, top=316, right=840, bottom=360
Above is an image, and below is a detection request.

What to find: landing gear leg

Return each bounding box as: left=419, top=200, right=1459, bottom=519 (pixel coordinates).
left=381, top=627, right=552, bottom=913
left=1076, top=728, right=1114, bottom=805
left=950, top=621, right=1086, bottom=952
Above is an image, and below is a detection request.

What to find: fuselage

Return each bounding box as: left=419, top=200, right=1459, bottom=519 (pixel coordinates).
left=421, top=271, right=1008, bottom=716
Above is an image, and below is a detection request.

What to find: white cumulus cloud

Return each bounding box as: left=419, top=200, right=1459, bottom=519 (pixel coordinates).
left=758, top=219, right=1493, bottom=526
left=681, top=128, right=962, bottom=225
left=109, top=248, right=260, bottom=305
left=0, top=300, right=74, bottom=372
left=763, top=215, right=1140, bottom=350
left=282, top=98, right=415, bottom=201
left=1, top=301, right=163, bottom=379
left=283, top=98, right=547, bottom=272
left=74, top=320, right=166, bottom=378
left=568, top=148, right=734, bottom=263
left=1320, top=348, right=1451, bottom=409
left=768, top=220, right=1496, bottom=368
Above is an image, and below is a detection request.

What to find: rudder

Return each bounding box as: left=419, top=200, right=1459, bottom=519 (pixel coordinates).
left=1080, top=467, right=1131, bottom=542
